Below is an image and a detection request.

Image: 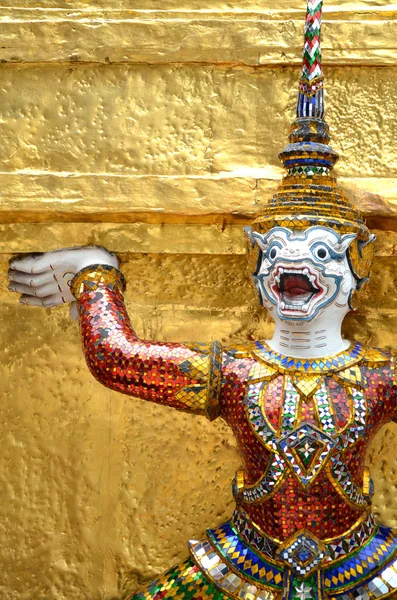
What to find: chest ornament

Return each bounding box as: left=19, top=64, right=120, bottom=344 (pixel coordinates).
left=239, top=354, right=369, bottom=506
left=278, top=422, right=336, bottom=487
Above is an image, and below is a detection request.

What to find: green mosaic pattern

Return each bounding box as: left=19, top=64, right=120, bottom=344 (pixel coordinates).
left=287, top=166, right=330, bottom=177
left=131, top=557, right=228, bottom=600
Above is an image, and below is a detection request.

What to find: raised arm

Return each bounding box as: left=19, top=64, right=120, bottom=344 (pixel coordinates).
left=8, top=248, right=222, bottom=420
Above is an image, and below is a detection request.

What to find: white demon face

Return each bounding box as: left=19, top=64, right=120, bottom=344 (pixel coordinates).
left=246, top=226, right=357, bottom=322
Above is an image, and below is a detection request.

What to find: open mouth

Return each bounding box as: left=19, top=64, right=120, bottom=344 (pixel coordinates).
left=273, top=268, right=321, bottom=313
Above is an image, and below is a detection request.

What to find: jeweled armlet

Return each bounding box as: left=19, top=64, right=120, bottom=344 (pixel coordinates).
left=176, top=341, right=223, bottom=421
left=70, top=264, right=126, bottom=299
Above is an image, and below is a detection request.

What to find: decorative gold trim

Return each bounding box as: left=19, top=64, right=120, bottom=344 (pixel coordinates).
left=234, top=470, right=245, bottom=494
left=236, top=457, right=287, bottom=505
left=189, top=538, right=282, bottom=600
left=174, top=341, right=222, bottom=421
left=276, top=529, right=327, bottom=580
left=251, top=341, right=366, bottom=375
left=363, top=347, right=391, bottom=368
left=70, top=264, right=126, bottom=300
left=324, top=544, right=397, bottom=594
left=325, top=462, right=369, bottom=511
left=363, top=466, right=371, bottom=497
left=292, top=374, right=323, bottom=399
left=333, top=365, right=364, bottom=389
left=206, top=341, right=223, bottom=421
left=233, top=507, right=374, bottom=548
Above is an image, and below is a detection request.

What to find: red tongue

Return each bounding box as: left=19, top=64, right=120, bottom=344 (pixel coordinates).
left=282, top=275, right=312, bottom=295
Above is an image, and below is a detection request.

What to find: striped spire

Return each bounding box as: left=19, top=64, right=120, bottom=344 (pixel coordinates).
left=250, top=0, right=376, bottom=291
left=297, top=0, right=324, bottom=118
left=278, top=0, right=336, bottom=178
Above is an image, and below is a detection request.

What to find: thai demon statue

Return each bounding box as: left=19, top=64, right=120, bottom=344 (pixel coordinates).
left=8, top=2, right=397, bottom=599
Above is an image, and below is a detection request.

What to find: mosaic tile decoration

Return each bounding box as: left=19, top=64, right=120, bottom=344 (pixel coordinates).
left=187, top=521, right=397, bottom=599
left=251, top=341, right=365, bottom=375
left=324, top=527, right=397, bottom=593
left=278, top=422, right=336, bottom=487
left=278, top=531, right=327, bottom=578
left=70, top=266, right=223, bottom=420
left=188, top=539, right=281, bottom=600
left=329, top=557, right=397, bottom=599
left=130, top=556, right=230, bottom=600
left=232, top=509, right=377, bottom=564
left=197, top=526, right=285, bottom=588
left=244, top=357, right=371, bottom=503
left=69, top=0, right=397, bottom=598
left=233, top=454, right=286, bottom=504
left=71, top=260, right=397, bottom=599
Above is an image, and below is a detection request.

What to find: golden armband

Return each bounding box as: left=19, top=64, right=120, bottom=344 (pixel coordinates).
left=70, top=264, right=126, bottom=300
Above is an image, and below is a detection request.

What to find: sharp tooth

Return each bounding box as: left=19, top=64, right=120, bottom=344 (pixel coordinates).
left=275, top=275, right=280, bottom=283
left=280, top=302, right=285, bottom=310
left=302, top=304, right=309, bottom=312
left=303, top=268, right=309, bottom=275
left=279, top=268, right=284, bottom=274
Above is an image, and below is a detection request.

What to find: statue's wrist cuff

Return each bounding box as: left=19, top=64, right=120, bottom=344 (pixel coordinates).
left=70, top=264, right=126, bottom=300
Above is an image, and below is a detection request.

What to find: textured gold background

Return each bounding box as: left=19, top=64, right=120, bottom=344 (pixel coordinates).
left=1, top=3, right=397, bottom=599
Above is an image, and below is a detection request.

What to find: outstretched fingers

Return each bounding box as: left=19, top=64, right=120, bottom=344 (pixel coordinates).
left=19, top=292, right=68, bottom=308
left=8, top=270, right=58, bottom=288
left=10, top=252, right=67, bottom=275
left=8, top=281, right=62, bottom=298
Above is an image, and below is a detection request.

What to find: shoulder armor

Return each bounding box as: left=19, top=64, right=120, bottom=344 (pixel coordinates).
left=223, top=343, right=252, bottom=360
left=362, top=347, right=391, bottom=368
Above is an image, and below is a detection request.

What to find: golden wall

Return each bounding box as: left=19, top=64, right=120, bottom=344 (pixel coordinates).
left=1, top=2, right=397, bottom=599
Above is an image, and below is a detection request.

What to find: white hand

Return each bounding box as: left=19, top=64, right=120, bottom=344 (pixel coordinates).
left=8, top=246, right=119, bottom=311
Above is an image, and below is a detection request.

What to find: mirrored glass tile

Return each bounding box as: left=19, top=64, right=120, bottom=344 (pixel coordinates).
left=194, top=541, right=212, bottom=558
left=200, top=551, right=220, bottom=570
left=367, top=577, right=389, bottom=597
left=257, top=591, right=275, bottom=600
left=381, top=567, right=397, bottom=587
left=209, top=562, right=229, bottom=580
left=222, top=573, right=242, bottom=593
left=239, top=583, right=258, bottom=600
left=351, top=587, right=369, bottom=600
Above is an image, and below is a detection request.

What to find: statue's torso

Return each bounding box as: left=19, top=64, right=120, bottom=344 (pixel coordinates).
left=187, top=343, right=397, bottom=598
left=219, top=342, right=397, bottom=543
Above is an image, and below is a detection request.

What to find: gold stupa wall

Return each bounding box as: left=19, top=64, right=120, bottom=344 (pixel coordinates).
left=1, top=2, right=397, bottom=598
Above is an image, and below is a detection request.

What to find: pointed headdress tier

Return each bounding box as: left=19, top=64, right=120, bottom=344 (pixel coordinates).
left=251, top=0, right=375, bottom=289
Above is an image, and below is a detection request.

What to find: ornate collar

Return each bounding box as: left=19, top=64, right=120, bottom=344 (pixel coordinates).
left=250, top=340, right=365, bottom=374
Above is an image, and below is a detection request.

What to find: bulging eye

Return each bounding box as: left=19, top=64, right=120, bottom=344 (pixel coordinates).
left=313, top=245, right=330, bottom=260
left=269, top=247, right=278, bottom=260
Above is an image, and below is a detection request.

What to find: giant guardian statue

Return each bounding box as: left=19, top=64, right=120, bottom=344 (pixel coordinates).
left=8, top=2, right=397, bottom=598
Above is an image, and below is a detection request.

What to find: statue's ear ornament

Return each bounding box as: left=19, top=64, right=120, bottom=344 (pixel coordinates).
left=246, top=0, right=376, bottom=305
left=244, top=226, right=263, bottom=276
left=347, top=233, right=377, bottom=284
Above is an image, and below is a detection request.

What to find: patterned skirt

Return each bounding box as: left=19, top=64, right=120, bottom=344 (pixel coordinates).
left=130, top=517, right=397, bottom=600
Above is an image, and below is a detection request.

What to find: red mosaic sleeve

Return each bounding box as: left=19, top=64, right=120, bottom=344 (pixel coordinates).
left=362, top=349, right=397, bottom=426
left=71, top=264, right=222, bottom=420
